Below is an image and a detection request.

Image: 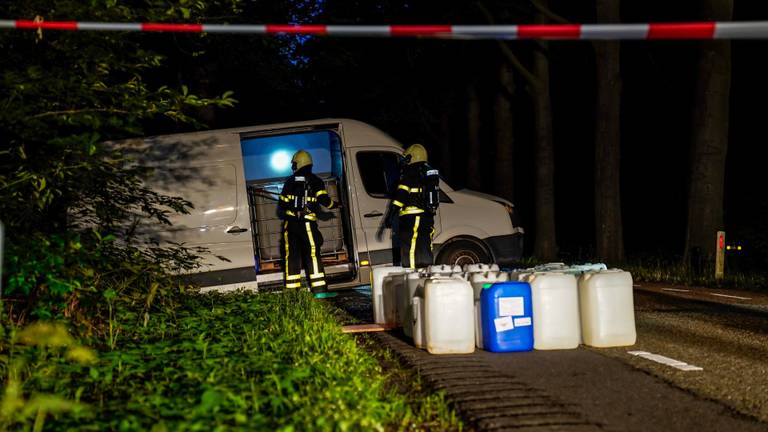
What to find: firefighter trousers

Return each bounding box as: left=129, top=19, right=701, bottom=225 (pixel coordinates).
left=281, top=219, right=327, bottom=293
left=399, top=214, right=434, bottom=269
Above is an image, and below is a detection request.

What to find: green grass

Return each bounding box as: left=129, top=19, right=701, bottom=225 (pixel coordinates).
left=354, top=334, right=464, bottom=431
left=1, top=291, right=464, bottom=431
left=514, top=254, right=768, bottom=292
left=624, top=259, right=768, bottom=292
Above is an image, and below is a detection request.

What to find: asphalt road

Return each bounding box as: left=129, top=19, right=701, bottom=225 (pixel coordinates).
left=329, top=286, right=768, bottom=431
left=600, top=287, right=768, bottom=424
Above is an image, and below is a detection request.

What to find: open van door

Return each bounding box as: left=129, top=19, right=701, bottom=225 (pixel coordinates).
left=239, top=126, right=357, bottom=289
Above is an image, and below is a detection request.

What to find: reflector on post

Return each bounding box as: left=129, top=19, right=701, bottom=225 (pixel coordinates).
left=715, top=231, right=725, bottom=280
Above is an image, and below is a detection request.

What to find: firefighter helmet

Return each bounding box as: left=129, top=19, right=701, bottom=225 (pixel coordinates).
left=403, top=144, right=427, bottom=164
left=291, top=150, right=313, bottom=171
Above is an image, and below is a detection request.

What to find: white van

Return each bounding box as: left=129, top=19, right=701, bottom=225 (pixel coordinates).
left=119, top=119, right=524, bottom=291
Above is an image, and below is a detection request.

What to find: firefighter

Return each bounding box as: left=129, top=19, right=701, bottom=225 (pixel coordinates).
left=278, top=150, right=341, bottom=298
left=384, top=143, right=441, bottom=269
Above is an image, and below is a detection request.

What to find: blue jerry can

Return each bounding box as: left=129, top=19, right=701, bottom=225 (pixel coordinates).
left=480, top=281, right=534, bottom=352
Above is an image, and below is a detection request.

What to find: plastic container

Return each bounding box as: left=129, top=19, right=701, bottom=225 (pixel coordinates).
left=412, top=287, right=426, bottom=349
left=534, top=262, right=567, bottom=272
left=406, top=273, right=463, bottom=340
left=424, top=278, right=475, bottom=354
left=372, top=266, right=403, bottom=324
left=551, top=263, right=608, bottom=276
left=481, top=282, right=534, bottom=352
left=463, top=263, right=500, bottom=273
left=527, top=272, right=580, bottom=350
left=451, top=272, right=469, bottom=281
left=470, top=272, right=510, bottom=349
left=382, top=271, right=412, bottom=325
left=509, top=262, right=565, bottom=278
left=470, top=272, right=509, bottom=297
left=401, top=273, right=428, bottom=335
left=578, top=270, right=636, bottom=347
left=571, top=263, right=607, bottom=273
left=509, top=271, right=533, bottom=282
left=427, top=264, right=461, bottom=275
left=411, top=275, right=464, bottom=346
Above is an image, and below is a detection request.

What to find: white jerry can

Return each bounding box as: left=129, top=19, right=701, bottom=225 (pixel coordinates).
left=578, top=269, right=636, bottom=347
left=424, top=278, right=475, bottom=354
left=463, top=263, right=500, bottom=273
left=401, top=272, right=428, bottom=335
left=509, top=271, right=533, bottom=282
left=372, top=266, right=404, bottom=325
left=412, top=287, right=426, bottom=349
left=565, top=263, right=607, bottom=274
left=470, top=271, right=510, bottom=349
left=382, top=271, right=412, bottom=326
left=451, top=272, right=469, bottom=280
left=527, top=272, right=581, bottom=350
left=413, top=275, right=465, bottom=349
left=428, top=264, right=461, bottom=275
left=405, top=273, right=455, bottom=339
left=533, top=262, right=567, bottom=272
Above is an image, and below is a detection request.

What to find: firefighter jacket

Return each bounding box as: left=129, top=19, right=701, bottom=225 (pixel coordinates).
left=390, top=161, right=432, bottom=217
left=278, top=165, right=338, bottom=221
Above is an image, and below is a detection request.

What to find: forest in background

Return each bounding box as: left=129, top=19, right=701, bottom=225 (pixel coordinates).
left=2, top=0, right=766, bottom=322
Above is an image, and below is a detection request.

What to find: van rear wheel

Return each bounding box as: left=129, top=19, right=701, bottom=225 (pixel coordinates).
left=436, top=240, right=491, bottom=267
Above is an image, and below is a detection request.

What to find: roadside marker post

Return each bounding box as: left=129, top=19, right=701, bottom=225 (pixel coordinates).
left=716, top=231, right=725, bottom=280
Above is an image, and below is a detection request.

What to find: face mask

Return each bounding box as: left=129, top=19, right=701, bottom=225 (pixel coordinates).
left=399, top=154, right=412, bottom=166
left=291, top=161, right=298, bottom=172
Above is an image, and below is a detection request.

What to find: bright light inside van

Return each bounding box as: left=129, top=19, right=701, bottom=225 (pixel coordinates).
left=270, top=150, right=292, bottom=172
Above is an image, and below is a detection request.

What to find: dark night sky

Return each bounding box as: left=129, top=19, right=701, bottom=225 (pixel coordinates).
left=153, top=0, right=768, bottom=265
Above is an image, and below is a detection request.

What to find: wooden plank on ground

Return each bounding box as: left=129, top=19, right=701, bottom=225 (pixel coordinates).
left=341, top=323, right=396, bottom=333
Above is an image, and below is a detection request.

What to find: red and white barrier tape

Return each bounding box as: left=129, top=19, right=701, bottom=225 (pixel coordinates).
left=2, top=20, right=768, bottom=39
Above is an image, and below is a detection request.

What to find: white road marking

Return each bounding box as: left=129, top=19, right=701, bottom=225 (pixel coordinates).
left=628, top=351, right=704, bottom=371
left=709, top=293, right=751, bottom=300
left=661, top=288, right=690, bottom=293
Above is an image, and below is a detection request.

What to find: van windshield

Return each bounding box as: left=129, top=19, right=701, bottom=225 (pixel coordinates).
left=241, top=130, right=339, bottom=182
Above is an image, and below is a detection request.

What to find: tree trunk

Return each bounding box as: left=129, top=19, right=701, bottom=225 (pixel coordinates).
left=193, top=65, right=217, bottom=126
left=532, top=27, right=557, bottom=261
left=494, top=62, right=516, bottom=202
left=484, top=0, right=557, bottom=260
left=439, top=105, right=453, bottom=180
left=467, top=83, right=483, bottom=190
left=594, top=0, right=625, bottom=264
left=685, top=0, right=733, bottom=263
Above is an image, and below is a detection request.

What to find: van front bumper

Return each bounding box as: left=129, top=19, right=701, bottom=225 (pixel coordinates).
left=486, top=233, right=524, bottom=267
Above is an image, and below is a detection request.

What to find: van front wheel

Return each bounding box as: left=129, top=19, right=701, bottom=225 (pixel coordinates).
left=436, top=239, right=491, bottom=267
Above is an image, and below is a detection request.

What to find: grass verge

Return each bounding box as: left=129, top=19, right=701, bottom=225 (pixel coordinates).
left=623, top=260, right=768, bottom=292
left=354, top=333, right=466, bottom=431
left=1, top=290, right=463, bottom=431
left=516, top=255, right=768, bottom=292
